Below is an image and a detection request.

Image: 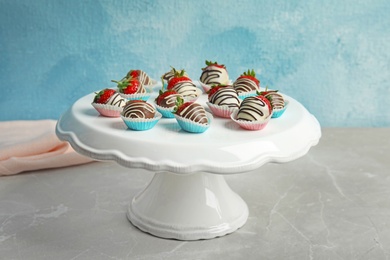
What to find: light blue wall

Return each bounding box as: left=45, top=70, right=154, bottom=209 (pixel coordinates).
left=0, top=0, right=389, bottom=126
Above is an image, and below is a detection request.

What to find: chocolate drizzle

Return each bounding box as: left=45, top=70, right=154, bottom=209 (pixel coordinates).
left=162, top=69, right=188, bottom=82
left=127, top=70, right=153, bottom=86
left=177, top=103, right=208, bottom=124
left=264, top=91, right=284, bottom=110
left=172, top=80, right=198, bottom=99
left=156, top=93, right=182, bottom=108
left=233, top=78, right=259, bottom=93
left=122, top=101, right=156, bottom=119
left=237, top=96, right=270, bottom=121
left=200, top=67, right=229, bottom=85
left=209, top=86, right=240, bottom=108
left=106, top=93, right=126, bottom=107
left=162, top=70, right=175, bottom=82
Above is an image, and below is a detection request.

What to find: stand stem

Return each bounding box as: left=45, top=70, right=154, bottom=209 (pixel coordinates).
left=127, top=171, right=248, bottom=240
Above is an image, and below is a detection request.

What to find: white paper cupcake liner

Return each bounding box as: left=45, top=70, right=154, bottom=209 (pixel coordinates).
left=91, top=103, right=123, bottom=117
left=230, top=110, right=271, bottom=131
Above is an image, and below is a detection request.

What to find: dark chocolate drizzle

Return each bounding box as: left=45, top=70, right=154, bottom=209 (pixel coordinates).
left=233, top=78, right=259, bottom=93
left=237, top=96, right=268, bottom=121
left=209, top=86, right=240, bottom=108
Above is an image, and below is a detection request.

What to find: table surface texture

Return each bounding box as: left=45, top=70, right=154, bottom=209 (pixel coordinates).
left=1, top=128, right=389, bottom=260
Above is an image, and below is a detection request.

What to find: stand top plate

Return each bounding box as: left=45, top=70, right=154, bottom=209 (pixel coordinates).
left=56, top=86, right=321, bottom=174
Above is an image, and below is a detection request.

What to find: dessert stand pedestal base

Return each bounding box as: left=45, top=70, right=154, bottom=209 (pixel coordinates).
left=127, top=171, right=249, bottom=240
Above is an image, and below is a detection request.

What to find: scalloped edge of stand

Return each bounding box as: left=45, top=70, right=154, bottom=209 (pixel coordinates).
left=56, top=115, right=321, bottom=174
left=127, top=206, right=249, bottom=240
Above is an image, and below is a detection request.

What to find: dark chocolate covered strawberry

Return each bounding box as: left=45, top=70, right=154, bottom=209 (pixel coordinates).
left=155, top=89, right=182, bottom=108
left=167, top=69, right=198, bottom=99
left=112, top=77, right=146, bottom=95
left=122, top=100, right=155, bottom=119
left=174, top=98, right=208, bottom=125
left=126, top=69, right=153, bottom=86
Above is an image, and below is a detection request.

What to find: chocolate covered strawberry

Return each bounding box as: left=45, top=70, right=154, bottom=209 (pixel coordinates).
left=112, top=77, right=146, bottom=95
left=174, top=98, right=208, bottom=124
left=254, top=94, right=273, bottom=114
left=93, top=89, right=117, bottom=104
left=167, top=69, right=191, bottom=90
left=167, top=69, right=198, bottom=100
left=233, top=69, right=260, bottom=94
left=155, top=89, right=182, bottom=108
left=122, top=100, right=155, bottom=119
left=127, top=70, right=140, bottom=78
left=237, top=95, right=272, bottom=122
left=92, top=88, right=127, bottom=117
left=200, top=60, right=229, bottom=85
left=207, top=85, right=240, bottom=109
left=240, top=69, right=260, bottom=86
left=126, top=69, right=153, bottom=86
left=257, top=87, right=285, bottom=110
left=207, top=84, right=227, bottom=99
left=162, top=67, right=188, bottom=84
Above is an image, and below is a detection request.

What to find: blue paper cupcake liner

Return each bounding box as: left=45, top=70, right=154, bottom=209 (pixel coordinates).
left=119, top=92, right=151, bottom=102
left=238, top=90, right=257, bottom=100
left=174, top=113, right=212, bottom=133
left=121, top=112, right=162, bottom=131
left=155, top=104, right=175, bottom=118
left=271, top=100, right=289, bottom=118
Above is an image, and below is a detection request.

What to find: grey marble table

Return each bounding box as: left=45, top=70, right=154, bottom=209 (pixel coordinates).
left=1, top=128, right=389, bottom=260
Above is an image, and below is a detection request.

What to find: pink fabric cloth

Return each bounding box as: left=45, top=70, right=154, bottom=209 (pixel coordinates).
left=0, top=120, right=94, bottom=176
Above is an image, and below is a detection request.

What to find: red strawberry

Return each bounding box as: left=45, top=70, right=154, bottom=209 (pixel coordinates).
left=238, top=69, right=260, bottom=86
left=207, top=84, right=227, bottom=99
left=167, top=69, right=191, bottom=90
left=112, top=77, right=141, bottom=94
left=173, top=96, right=192, bottom=114
left=202, top=60, right=226, bottom=70
left=257, top=86, right=276, bottom=96
left=155, top=89, right=178, bottom=106
left=127, top=70, right=140, bottom=78
left=93, top=89, right=116, bottom=104
left=255, top=94, right=273, bottom=113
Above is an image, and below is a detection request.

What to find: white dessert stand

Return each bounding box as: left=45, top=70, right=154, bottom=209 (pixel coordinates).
left=56, top=86, right=321, bottom=240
